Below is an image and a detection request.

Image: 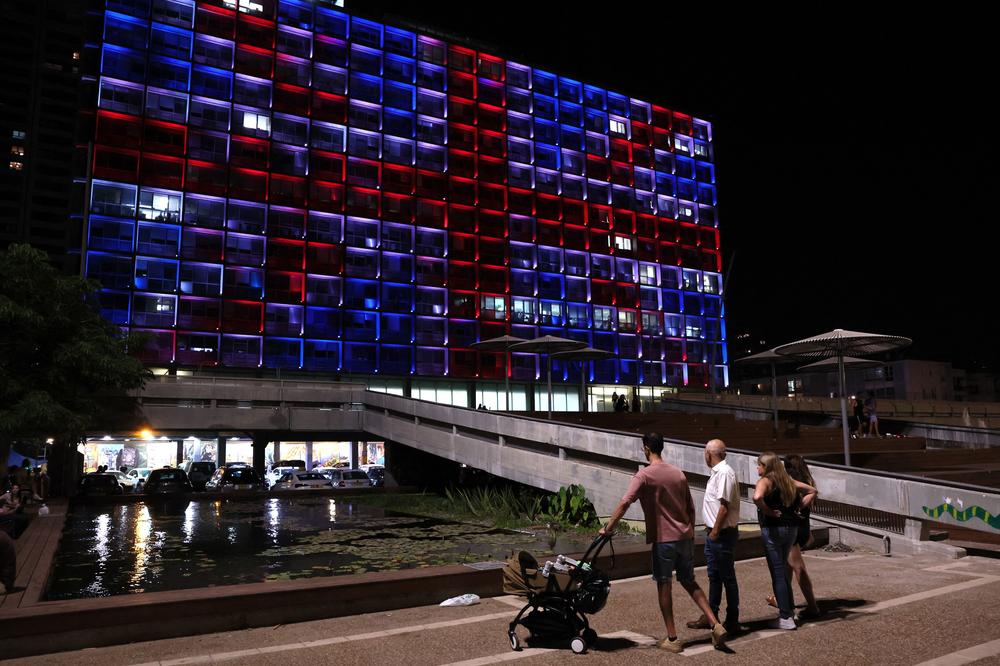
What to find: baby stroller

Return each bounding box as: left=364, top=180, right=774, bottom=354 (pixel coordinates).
left=502, top=533, right=613, bottom=654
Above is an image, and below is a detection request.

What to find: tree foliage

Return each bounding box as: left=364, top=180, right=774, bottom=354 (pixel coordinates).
left=0, top=244, right=150, bottom=445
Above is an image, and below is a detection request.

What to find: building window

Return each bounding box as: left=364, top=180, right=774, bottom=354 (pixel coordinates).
left=11, top=130, right=25, bottom=140
left=594, top=306, right=613, bottom=331
left=481, top=295, right=506, bottom=320
left=8, top=161, right=22, bottom=171
left=223, top=0, right=264, bottom=13
left=614, top=235, right=633, bottom=252
left=241, top=111, right=271, bottom=134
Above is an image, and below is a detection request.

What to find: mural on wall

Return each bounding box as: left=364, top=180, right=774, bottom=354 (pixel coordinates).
left=922, top=497, right=1000, bottom=530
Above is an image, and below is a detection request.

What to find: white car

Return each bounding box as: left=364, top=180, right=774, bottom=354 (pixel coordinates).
left=126, top=467, right=152, bottom=491
left=325, top=468, right=372, bottom=489
left=266, top=466, right=297, bottom=488
left=270, top=470, right=333, bottom=491
left=108, top=470, right=136, bottom=490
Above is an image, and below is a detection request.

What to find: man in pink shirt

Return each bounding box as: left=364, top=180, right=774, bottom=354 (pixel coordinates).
left=601, top=432, right=727, bottom=653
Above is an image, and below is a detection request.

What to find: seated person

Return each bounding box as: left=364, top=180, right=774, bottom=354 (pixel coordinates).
left=0, top=484, right=21, bottom=511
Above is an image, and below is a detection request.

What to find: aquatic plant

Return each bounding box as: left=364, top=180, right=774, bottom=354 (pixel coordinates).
left=544, top=484, right=599, bottom=528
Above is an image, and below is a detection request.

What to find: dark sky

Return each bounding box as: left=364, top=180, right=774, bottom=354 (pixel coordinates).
left=354, top=3, right=996, bottom=368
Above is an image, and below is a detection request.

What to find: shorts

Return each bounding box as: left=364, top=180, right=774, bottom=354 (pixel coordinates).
left=651, top=538, right=695, bottom=585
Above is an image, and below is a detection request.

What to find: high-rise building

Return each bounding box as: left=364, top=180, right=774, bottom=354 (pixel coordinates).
left=0, top=0, right=86, bottom=272
left=78, top=0, right=727, bottom=406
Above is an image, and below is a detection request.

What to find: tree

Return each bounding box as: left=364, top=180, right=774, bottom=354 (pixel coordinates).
left=0, top=244, right=150, bottom=484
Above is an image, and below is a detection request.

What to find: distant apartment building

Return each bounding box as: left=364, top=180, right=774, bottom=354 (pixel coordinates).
left=0, top=0, right=86, bottom=272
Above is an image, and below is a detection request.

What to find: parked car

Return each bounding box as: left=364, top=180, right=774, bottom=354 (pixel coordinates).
left=108, top=470, right=136, bottom=491
left=267, top=466, right=297, bottom=488
left=144, top=468, right=194, bottom=494
left=270, top=470, right=333, bottom=491
left=180, top=461, right=217, bottom=491
left=322, top=468, right=372, bottom=489
left=273, top=459, right=306, bottom=470
left=78, top=473, right=124, bottom=497
left=365, top=466, right=385, bottom=488
left=127, top=467, right=152, bottom=492
left=205, top=466, right=262, bottom=491
left=223, top=462, right=251, bottom=468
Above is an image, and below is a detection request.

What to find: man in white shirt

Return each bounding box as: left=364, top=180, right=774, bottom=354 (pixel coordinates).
left=688, top=439, right=742, bottom=631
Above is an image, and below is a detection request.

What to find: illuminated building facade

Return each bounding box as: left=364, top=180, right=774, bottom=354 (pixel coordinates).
left=80, top=0, right=727, bottom=403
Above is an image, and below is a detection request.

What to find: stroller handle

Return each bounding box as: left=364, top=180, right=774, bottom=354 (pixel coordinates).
left=580, top=531, right=614, bottom=565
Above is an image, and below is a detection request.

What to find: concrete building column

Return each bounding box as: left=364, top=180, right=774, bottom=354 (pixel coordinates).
left=349, top=441, right=359, bottom=469
left=175, top=439, right=183, bottom=466
left=251, top=433, right=268, bottom=478
left=905, top=518, right=930, bottom=541
left=217, top=436, right=226, bottom=466
left=273, top=441, right=281, bottom=464
left=305, top=441, right=313, bottom=469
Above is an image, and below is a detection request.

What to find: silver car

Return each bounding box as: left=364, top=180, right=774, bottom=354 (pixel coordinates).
left=325, top=468, right=372, bottom=489
left=271, top=471, right=333, bottom=491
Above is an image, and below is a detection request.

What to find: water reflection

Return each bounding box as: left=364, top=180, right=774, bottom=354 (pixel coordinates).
left=132, top=505, right=152, bottom=588
left=47, top=497, right=607, bottom=601
left=182, top=503, right=195, bottom=544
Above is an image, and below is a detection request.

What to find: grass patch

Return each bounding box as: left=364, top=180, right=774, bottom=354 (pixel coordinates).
left=341, top=489, right=599, bottom=535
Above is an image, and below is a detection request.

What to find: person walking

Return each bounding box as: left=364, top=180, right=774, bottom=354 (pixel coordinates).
left=765, top=454, right=821, bottom=620
left=601, top=432, right=727, bottom=653
left=853, top=397, right=866, bottom=438
left=611, top=391, right=619, bottom=412
left=688, top=439, right=742, bottom=633
left=753, top=452, right=817, bottom=630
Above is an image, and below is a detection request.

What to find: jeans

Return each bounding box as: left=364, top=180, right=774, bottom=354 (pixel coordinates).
left=705, top=527, right=740, bottom=623
left=761, top=525, right=797, bottom=619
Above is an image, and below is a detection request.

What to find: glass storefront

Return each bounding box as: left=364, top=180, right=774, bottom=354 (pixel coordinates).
left=81, top=438, right=385, bottom=472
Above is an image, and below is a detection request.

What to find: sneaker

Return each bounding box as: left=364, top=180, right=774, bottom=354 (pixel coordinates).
left=711, top=622, right=728, bottom=648
left=769, top=617, right=797, bottom=630
left=658, top=637, right=684, bottom=653
left=686, top=614, right=711, bottom=630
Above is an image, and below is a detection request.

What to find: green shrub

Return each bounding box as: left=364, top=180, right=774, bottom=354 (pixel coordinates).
left=545, top=484, right=599, bottom=528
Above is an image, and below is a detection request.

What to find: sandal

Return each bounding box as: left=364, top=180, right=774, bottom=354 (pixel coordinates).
left=765, top=594, right=778, bottom=608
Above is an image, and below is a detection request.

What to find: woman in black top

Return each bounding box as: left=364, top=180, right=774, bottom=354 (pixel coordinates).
left=853, top=398, right=866, bottom=437
left=753, top=452, right=817, bottom=629
left=765, top=455, right=821, bottom=619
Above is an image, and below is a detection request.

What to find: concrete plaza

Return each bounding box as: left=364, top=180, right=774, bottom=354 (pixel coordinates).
left=9, top=548, right=1000, bottom=665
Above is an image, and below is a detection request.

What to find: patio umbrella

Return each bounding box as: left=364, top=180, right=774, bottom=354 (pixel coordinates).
left=735, top=348, right=805, bottom=430
left=774, top=329, right=911, bottom=466
left=509, top=336, right=588, bottom=419
left=470, top=335, right=527, bottom=411
left=796, top=355, right=882, bottom=373
left=551, top=346, right=616, bottom=413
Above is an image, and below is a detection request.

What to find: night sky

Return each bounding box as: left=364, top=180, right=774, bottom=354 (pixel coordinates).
left=353, top=3, right=995, bottom=368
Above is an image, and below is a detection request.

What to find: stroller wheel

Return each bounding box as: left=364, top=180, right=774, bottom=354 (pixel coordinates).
left=509, top=631, right=521, bottom=652
left=582, top=628, right=598, bottom=646
left=570, top=636, right=588, bottom=654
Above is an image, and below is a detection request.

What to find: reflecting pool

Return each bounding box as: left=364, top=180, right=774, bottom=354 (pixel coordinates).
left=47, top=497, right=602, bottom=599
